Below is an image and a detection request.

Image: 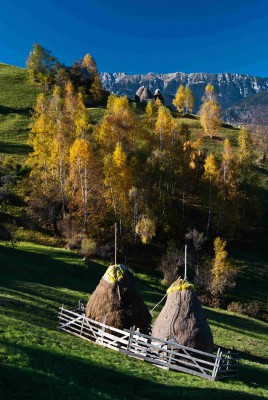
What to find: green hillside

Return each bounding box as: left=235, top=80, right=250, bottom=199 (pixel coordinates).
left=0, top=242, right=267, bottom=400
left=0, top=63, right=268, bottom=399
left=0, top=63, right=39, bottom=158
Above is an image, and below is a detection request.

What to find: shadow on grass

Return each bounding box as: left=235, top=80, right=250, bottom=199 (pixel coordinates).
left=0, top=142, right=31, bottom=155
left=206, top=308, right=268, bottom=337
left=0, top=341, right=264, bottom=400
left=0, top=245, right=162, bottom=307
left=0, top=244, right=105, bottom=292
left=0, top=105, right=31, bottom=115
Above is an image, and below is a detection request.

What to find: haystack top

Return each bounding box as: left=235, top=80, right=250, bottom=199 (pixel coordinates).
left=135, top=86, right=145, bottom=98
left=140, top=87, right=154, bottom=101
left=103, top=264, right=126, bottom=284
left=167, top=278, right=194, bottom=294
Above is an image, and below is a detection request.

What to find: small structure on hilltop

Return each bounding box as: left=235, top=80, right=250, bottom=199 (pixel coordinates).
left=154, top=88, right=164, bottom=104
left=135, top=85, right=164, bottom=104
left=85, top=264, right=152, bottom=334
left=135, top=86, right=145, bottom=102
left=139, top=87, right=154, bottom=102
left=152, top=278, right=214, bottom=353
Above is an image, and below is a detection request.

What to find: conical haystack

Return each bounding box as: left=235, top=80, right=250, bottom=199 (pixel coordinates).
left=85, top=265, right=151, bottom=333
left=152, top=279, right=213, bottom=353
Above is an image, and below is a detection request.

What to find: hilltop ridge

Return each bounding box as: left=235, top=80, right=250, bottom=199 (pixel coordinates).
left=101, top=71, right=268, bottom=122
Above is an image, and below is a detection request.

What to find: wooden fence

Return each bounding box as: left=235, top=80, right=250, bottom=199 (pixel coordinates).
left=58, top=306, right=239, bottom=381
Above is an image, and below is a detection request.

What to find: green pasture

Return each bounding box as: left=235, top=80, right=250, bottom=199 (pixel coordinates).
left=0, top=242, right=267, bottom=400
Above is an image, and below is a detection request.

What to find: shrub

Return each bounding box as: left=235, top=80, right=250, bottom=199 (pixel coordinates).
left=135, top=215, right=156, bottom=245
left=80, top=238, right=97, bottom=260
left=66, top=234, right=85, bottom=250
left=227, top=301, right=261, bottom=318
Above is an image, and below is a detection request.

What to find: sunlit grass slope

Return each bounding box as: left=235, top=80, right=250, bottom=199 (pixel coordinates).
left=0, top=63, right=39, bottom=158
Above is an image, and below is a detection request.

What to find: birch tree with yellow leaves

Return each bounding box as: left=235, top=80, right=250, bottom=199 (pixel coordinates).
left=200, top=84, right=221, bottom=138
left=104, top=142, right=132, bottom=229
left=173, top=85, right=186, bottom=113
left=69, top=138, right=96, bottom=227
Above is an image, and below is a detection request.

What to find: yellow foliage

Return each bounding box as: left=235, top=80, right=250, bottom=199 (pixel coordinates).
left=135, top=215, right=156, bottom=244
left=199, top=98, right=220, bottom=137
left=97, top=95, right=135, bottom=151
left=204, top=153, right=218, bottom=181
left=146, top=100, right=155, bottom=126
left=155, top=97, right=162, bottom=109
left=238, top=128, right=253, bottom=165
left=70, top=138, right=92, bottom=167
left=211, top=237, right=236, bottom=295
left=82, top=53, right=97, bottom=75
left=185, top=86, right=194, bottom=113
left=205, top=83, right=215, bottom=100
left=113, top=142, right=126, bottom=167
left=173, top=85, right=186, bottom=113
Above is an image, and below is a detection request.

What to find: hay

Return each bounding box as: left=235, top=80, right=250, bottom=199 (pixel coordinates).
left=85, top=265, right=152, bottom=333
left=135, top=86, right=154, bottom=102
left=152, top=279, right=213, bottom=353
left=140, top=87, right=153, bottom=102
left=154, top=89, right=164, bottom=104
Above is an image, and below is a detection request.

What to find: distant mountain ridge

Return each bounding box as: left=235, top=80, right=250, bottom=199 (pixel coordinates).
left=100, top=71, right=268, bottom=123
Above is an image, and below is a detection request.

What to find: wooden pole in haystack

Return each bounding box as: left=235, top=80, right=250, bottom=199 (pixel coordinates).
left=184, top=244, right=187, bottom=281
left=115, top=222, right=117, bottom=266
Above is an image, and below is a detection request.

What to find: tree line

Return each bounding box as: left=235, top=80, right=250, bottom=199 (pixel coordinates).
left=22, top=44, right=263, bottom=301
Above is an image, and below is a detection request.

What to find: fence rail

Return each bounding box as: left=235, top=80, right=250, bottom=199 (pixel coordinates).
left=58, top=307, right=239, bottom=381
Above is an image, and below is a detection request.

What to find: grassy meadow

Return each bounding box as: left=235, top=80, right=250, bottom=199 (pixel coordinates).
left=0, top=242, right=268, bottom=400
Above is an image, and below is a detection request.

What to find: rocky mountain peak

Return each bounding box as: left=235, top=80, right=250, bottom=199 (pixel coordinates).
left=100, top=71, right=268, bottom=120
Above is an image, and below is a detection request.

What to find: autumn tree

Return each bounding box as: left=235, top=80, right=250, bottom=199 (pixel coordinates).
left=238, top=128, right=253, bottom=170
left=154, top=105, right=172, bottom=150
left=135, top=214, right=156, bottom=244
left=26, top=43, right=60, bottom=92
left=97, top=95, right=136, bottom=153
left=204, top=83, right=215, bottom=100
left=104, top=142, right=132, bottom=230
left=27, top=88, right=66, bottom=234
left=145, top=100, right=155, bottom=127
left=211, top=237, right=236, bottom=296
left=199, top=84, right=221, bottom=138
left=27, top=93, right=55, bottom=193
left=69, top=138, right=98, bottom=227
left=184, top=86, right=194, bottom=114
left=173, top=85, right=186, bottom=113
left=82, top=53, right=98, bottom=76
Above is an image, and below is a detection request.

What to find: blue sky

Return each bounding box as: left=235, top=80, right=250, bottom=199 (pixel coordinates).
left=1, top=0, right=268, bottom=76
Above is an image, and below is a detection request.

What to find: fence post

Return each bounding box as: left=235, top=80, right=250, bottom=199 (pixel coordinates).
left=100, top=318, right=107, bottom=346
left=167, top=344, right=174, bottom=370
left=80, top=315, right=85, bottom=337
left=212, top=348, right=222, bottom=381
left=126, top=326, right=135, bottom=356
left=58, top=305, right=64, bottom=328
